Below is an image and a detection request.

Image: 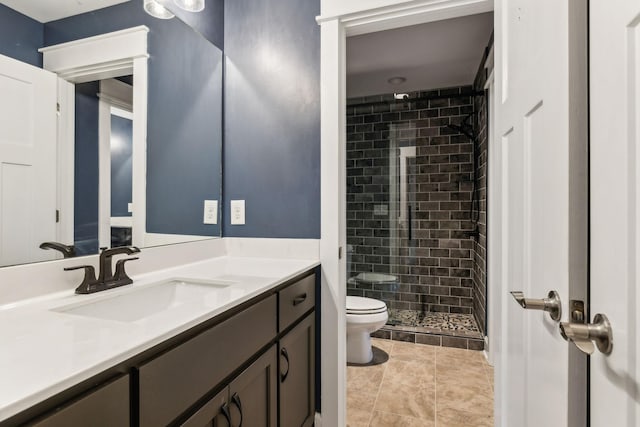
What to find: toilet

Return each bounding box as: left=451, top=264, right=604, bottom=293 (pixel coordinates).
left=346, top=296, right=388, bottom=364
left=346, top=246, right=392, bottom=363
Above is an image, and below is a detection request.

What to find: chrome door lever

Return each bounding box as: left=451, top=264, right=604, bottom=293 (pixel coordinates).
left=559, top=314, right=613, bottom=355
left=510, top=290, right=562, bottom=321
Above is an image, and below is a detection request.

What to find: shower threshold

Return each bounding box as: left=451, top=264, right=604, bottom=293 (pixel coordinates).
left=373, top=310, right=485, bottom=351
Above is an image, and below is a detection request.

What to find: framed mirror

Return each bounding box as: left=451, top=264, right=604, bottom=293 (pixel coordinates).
left=0, top=0, right=223, bottom=267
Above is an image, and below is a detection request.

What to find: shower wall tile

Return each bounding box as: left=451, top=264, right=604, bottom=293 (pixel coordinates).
left=346, top=86, right=478, bottom=316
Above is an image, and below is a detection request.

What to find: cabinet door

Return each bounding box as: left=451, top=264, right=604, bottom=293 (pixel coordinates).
left=228, top=346, right=277, bottom=427
left=279, top=314, right=315, bottom=427
left=181, top=387, right=230, bottom=427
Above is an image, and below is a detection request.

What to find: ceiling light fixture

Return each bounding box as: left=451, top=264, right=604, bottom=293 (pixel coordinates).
left=388, top=76, right=406, bottom=85
left=174, top=0, right=206, bottom=12
left=143, top=0, right=175, bottom=19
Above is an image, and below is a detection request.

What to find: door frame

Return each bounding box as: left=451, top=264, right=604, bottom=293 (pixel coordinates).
left=317, top=1, right=494, bottom=425
left=39, top=26, right=149, bottom=249
left=97, top=79, right=134, bottom=248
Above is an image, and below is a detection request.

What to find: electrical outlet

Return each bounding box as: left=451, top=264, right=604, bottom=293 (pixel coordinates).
left=230, top=200, right=245, bottom=225
left=203, top=200, right=218, bottom=224
left=127, top=203, right=133, bottom=213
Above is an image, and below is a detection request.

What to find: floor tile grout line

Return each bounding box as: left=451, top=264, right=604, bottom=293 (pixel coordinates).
left=350, top=340, right=494, bottom=426
left=367, top=340, right=393, bottom=426
left=434, top=344, right=439, bottom=427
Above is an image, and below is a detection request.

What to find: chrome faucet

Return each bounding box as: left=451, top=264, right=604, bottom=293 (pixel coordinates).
left=65, top=246, right=141, bottom=294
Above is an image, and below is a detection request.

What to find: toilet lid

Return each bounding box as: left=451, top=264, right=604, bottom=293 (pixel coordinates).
left=353, top=272, right=398, bottom=284
left=346, top=296, right=387, bottom=314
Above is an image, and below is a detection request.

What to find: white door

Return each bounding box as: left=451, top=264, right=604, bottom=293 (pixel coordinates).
left=495, top=1, right=588, bottom=426
left=590, top=0, right=640, bottom=425
left=0, top=54, right=58, bottom=266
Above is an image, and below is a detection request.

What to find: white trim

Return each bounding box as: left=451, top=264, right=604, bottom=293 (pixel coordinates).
left=98, top=96, right=112, bottom=249
left=38, top=26, right=149, bottom=83
left=43, top=27, right=149, bottom=250
left=319, top=17, right=347, bottom=427
left=132, top=57, right=148, bottom=249
left=318, top=1, right=494, bottom=425
left=111, top=106, right=133, bottom=120
left=111, top=216, right=133, bottom=228
left=485, top=64, right=496, bottom=367
left=98, top=81, right=134, bottom=248
left=98, top=78, right=133, bottom=113
left=56, top=78, right=75, bottom=246
left=319, top=0, right=493, bottom=36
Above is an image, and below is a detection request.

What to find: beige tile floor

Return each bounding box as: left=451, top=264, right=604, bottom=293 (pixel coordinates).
left=347, top=338, right=494, bottom=427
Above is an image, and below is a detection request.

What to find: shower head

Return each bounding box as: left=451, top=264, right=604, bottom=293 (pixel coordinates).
left=445, top=113, right=476, bottom=140
left=445, top=123, right=475, bottom=140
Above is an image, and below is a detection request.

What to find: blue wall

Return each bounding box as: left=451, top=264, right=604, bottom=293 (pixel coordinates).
left=223, top=0, right=321, bottom=238
left=111, top=115, right=133, bottom=218
left=74, top=82, right=100, bottom=256
left=0, top=4, right=43, bottom=67
left=45, top=0, right=224, bottom=237
left=161, top=0, right=224, bottom=48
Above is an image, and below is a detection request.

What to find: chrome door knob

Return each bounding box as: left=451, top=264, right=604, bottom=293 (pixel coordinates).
left=559, top=313, right=613, bottom=355
left=510, top=290, right=562, bottom=321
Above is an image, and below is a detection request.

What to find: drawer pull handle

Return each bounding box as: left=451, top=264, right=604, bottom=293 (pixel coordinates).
left=280, top=347, right=290, bottom=382
left=231, top=393, right=243, bottom=427
left=220, top=403, right=232, bottom=426
left=293, top=293, right=307, bottom=306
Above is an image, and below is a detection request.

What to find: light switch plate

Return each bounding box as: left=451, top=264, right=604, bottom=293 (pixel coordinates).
left=203, top=200, right=218, bottom=224
left=127, top=203, right=133, bottom=213
left=230, top=200, right=245, bottom=225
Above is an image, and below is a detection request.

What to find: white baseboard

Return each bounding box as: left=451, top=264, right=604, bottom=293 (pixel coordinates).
left=314, top=412, right=322, bottom=427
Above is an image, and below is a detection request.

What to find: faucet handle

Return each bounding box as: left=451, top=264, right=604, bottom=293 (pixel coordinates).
left=114, top=257, right=139, bottom=285
left=64, top=265, right=98, bottom=294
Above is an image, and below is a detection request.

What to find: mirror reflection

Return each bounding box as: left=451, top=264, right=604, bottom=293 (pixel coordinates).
left=0, top=0, right=223, bottom=267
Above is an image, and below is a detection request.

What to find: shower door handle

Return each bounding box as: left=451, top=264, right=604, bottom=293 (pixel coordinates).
left=510, top=290, right=562, bottom=321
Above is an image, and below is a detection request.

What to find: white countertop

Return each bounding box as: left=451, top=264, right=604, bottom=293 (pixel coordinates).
left=0, top=255, right=319, bottom=421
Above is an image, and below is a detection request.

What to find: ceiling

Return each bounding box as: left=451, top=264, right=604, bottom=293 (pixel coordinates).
left=346, top=12, right=493, bottom=98
left=1, top=0, right=130, bottom=23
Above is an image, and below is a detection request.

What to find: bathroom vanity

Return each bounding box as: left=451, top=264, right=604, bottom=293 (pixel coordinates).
left=0, top=254, right=319, bottom=427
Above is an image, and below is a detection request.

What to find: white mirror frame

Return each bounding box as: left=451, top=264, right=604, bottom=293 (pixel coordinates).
left=39, top=26, right=149, bottom=249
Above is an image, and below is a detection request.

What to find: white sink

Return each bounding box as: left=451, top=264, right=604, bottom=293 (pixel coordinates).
left=53, top=278, right=235, bottom=322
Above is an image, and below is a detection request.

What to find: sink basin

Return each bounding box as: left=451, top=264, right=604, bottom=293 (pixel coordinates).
left=53, top=278, right=235, bottom=322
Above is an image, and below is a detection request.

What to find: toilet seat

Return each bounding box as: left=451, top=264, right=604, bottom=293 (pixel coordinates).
left=346, top=296, right=387, bottom=315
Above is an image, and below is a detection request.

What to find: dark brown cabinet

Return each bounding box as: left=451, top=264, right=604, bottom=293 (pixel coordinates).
left=30, top=375, right=129, bottom=427
left=138, top=295, right=277, bottom=427
left=10, top=271, right=316, bottom=427
left=279, top=314, right=315, bottom=427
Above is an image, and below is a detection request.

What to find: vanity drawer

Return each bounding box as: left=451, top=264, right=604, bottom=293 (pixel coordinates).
left=279, top=274, right=315, bottom=331
left=31, top=375, right=129, bottom=427
left=138, top=294, right=277, bottom=427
